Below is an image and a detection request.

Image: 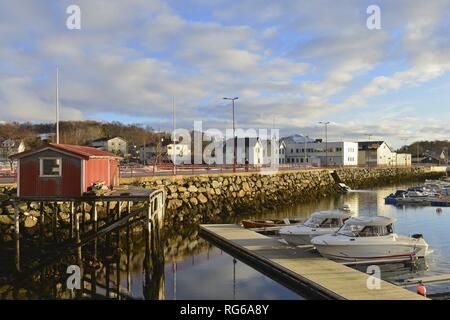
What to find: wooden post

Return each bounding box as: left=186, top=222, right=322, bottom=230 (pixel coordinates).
left=146, top=200, right=152, bottom=243
left=105, top=260, right=110, bottom=298
left=91, top=266, right=97, bottom=298
left=82, top=202, right=86, bottom=234
left=93, top=202, right=98, bottom=257
left=116, top=230, right=121, bottom=300
left=70, top=202, right=74, bottom=238
left=74, top=203, right=84, bottom=299
left=14, top=202, right=20, bottom=273
left=39, top=201, right=45, bottom=245
left=92, top=202, right=98, bottom=232
left=105, top=227, right=111, bottom=299
left=53, top=202, right=58, bottom=242
left=76, top=245, right=83, bottom=299
left=117, top=201, right=121, bottom=219
left=74, top=203, right=80, bottom=244
left=91, top=201, right=98, bottom=297
left=126, top=224, right=131, bottom=294
left=105, top=201, right=109, bottom=224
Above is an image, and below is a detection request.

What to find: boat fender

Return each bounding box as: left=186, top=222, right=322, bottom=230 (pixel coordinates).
left=416, top=281, right=426, bottom=297
left=412, top=234, right=423, bottom=239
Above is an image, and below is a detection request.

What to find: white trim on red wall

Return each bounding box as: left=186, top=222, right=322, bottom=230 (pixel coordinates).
left=108, top=159, right=111, bottom=186
left=81, top=159, right=85, bottom=196
left=17, top=159, right=20, bottom=197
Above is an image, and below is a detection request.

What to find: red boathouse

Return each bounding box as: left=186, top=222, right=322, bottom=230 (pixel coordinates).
left=11, top=143, right=121, bottom=198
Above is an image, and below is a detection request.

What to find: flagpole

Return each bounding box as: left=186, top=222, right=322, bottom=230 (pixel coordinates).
left=172, top=96, right=176, bottom=175
left=56, top=66, right=60, bottom=144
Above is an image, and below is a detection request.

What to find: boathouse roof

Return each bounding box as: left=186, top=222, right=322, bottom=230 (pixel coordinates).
left=10, top=143, right=122, bottom=160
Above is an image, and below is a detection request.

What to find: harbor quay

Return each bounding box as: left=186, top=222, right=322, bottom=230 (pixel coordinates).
left=0, top=166, right=444, bottom=243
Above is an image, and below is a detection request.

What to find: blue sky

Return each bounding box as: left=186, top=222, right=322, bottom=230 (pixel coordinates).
left=0, top=0, right=449, bottom=148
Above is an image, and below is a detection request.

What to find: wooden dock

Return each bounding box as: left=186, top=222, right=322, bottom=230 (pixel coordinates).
left=200, top=224, right=428, bottom=300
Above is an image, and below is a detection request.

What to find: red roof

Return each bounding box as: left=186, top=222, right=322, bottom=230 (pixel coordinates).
left=11, top=143, right=121, bottom=159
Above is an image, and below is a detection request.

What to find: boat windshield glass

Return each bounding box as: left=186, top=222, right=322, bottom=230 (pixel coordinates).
left=337, top=223, right=365, bottom=236
left=337, top=223, right=394, bottom=237
left=319, top=218, right=341, bottom=228
left=304, top=216, right=324, bottom=227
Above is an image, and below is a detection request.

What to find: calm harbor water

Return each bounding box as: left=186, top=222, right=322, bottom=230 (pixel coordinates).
left=1, top=181, right=450, bottom=299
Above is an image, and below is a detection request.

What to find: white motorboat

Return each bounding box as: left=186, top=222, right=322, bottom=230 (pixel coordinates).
left=311, top=216, right=432, bottom=263
left=279, top=210, right=352, bottom=246
left=395, top=190, right=438, bottom=205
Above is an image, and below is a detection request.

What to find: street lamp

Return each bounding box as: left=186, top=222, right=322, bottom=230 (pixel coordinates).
left=366, top=134, right=372, bottom=168
left=318, top=121, right=330, bottom=167
left=223, top=97, right=239, bottom=173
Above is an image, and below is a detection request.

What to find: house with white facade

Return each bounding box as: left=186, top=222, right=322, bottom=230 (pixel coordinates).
left=279, top=140, right=286, bottom=164
left=0, top=139, right=25, bottom=163
left=90, top=137, right=128, bottom=156
left=221, top=137, right=264, bottom=165
left=257, top=138, right=286, bottom=165
left=358, top=141, right=411, bottom=166
left=282, top=135, right=358, bottom=166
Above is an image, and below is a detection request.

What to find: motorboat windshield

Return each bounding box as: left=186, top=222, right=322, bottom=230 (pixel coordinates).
left=303, top=212, right=348, bottom=228
left=304, top=216, right=324, bottom=227
left=336, top=216, right=395, bottom=237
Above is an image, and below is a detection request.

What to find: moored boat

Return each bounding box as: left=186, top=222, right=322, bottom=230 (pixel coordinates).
left=311, top=216, right=432, bottom=263
left=241, top=218, right=303, bottom=230
left=279, top=210, right=352, bottom=246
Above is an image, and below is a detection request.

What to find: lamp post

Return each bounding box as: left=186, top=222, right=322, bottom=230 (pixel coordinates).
left=318, top=121, right=330, bottom=167
left=56, top=66, right=60, bottom=144
left=223, top=97, right=239, bottom=173
left=366, top=134, right=372, bottom=168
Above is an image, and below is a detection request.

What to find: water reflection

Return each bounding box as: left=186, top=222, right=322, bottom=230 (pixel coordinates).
left=1, top=181, right=450, bottom=299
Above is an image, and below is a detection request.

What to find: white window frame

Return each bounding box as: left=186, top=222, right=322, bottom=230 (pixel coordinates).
left=39, top=157, right=62, bottom=177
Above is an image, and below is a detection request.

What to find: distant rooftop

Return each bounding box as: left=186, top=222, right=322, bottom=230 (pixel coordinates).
left=358, top=141, right=385, bottom=150
left=282, top=134, right=316, bottom=143
left=91, top=136, right=126, bottom=143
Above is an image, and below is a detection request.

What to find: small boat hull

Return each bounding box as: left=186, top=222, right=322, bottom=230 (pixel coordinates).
left=312, top=234, right=431, bottom=263
left=280, top=226, right=341, bottom=246
left=241, top=219, right=302, bottom=229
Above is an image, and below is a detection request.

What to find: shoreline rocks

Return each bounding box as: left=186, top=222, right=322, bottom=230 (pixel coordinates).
left=0, top=167, right=445, bottom=242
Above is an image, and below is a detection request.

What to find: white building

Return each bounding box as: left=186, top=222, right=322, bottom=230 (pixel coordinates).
left=0, top=139, right=25, bottom=163
left=221, top=137, right=264, bottom=165
left=358, top=141, right=411, bottom=166
left=257, top=139, right=286, bottom=165
left=90, top=137, right=128, bottom=156
left=283, top=135, right=358, bottom=166
left=279, top=140, right=286, bottom=164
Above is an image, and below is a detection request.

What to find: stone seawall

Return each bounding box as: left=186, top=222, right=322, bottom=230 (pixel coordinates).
left=127, top=166, right=444, bottom=226
left=0, top=167, right=445, bottom=242
left=335, top=167, right=444, bottom=189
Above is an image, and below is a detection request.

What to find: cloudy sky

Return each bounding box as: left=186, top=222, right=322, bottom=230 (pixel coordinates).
left=1, top=0, right=449, bottom=147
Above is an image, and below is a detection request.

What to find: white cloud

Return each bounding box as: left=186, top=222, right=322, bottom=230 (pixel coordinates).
left=0, top=0, right=449, bottom=146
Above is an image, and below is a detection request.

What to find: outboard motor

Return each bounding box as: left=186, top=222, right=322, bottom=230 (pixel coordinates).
left=412, top=234, right=423, bottom=239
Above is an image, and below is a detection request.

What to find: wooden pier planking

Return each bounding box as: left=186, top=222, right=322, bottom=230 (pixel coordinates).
left=394, top=274, right=450, bottom=286
left=200, top=224, right=428, bottom=300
